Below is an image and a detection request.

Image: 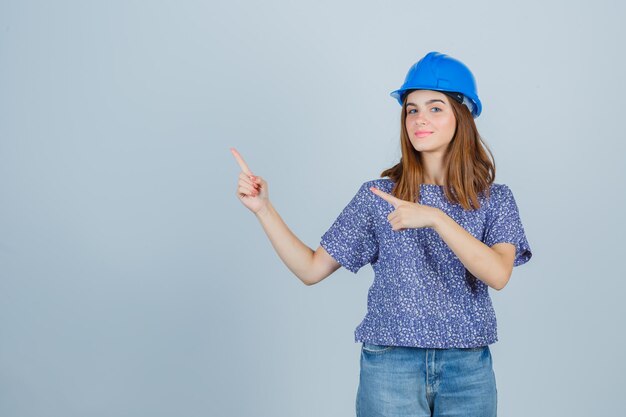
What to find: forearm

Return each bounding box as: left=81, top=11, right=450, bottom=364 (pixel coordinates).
left=255, top=201, right=315, bottom=286
left=431, top=209, right=506, bottom=290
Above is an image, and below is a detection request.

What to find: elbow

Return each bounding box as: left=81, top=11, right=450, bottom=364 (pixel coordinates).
left=492, top=273, right=511, bottom=291
left=299, top=275, right=313, bottom=286
left=302, top=270, right=331, bottom=286
left=301, top=274, right=320, bottom=287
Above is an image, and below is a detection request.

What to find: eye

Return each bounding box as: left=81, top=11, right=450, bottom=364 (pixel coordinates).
left=407, top=107, right=442, bottom=114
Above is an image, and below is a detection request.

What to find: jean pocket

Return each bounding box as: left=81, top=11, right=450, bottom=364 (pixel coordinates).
left=362, top=342, right=396, bottom=354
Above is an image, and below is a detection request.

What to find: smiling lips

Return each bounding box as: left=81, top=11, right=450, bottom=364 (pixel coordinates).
left=415, top=131, right=433, bottom=138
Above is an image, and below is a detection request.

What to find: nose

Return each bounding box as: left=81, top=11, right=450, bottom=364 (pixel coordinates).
left=414, top=113, right=428, bottom=126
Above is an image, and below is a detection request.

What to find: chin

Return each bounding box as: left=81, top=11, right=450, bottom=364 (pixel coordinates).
left=412, top=144, right=446, bottom=153
left=411, top=141, right=433, bottom=150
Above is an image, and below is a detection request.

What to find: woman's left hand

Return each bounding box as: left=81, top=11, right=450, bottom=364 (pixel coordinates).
left=369, top=186, right=441, bottom=231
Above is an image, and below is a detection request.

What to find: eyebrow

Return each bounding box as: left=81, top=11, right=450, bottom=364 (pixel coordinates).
left=406, top=99, right=446, bottom=107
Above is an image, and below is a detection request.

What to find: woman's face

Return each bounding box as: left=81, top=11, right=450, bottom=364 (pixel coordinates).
left=404, top=89, right=457, bottom=154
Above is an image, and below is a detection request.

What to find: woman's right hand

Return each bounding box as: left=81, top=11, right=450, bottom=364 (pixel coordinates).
left=230, top=147, right=269, bottom=214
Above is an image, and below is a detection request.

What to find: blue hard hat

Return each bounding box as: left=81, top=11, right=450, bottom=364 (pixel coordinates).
left=390, top=51, right=483, bottom=118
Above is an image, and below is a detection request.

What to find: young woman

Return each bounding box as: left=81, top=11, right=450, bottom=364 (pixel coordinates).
left=231, top=51, right=532, bottom=417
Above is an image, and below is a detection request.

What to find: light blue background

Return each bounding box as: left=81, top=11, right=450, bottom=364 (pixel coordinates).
left=1, top=1, right=624, bottom=416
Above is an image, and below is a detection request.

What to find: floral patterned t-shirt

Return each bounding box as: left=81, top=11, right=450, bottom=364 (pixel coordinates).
left=320, top=178, right=532, bottom=348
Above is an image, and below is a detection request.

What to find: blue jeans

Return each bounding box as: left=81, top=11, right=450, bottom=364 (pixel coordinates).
left=356, top=343, right=497, bottom=417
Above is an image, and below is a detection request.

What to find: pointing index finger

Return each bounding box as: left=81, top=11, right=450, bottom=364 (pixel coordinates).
left=230, top=147, right=253, bottom=175
left=370, top=186, right=400, bottom=208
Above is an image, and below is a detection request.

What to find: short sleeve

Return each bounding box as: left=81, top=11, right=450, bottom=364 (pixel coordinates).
left=483, top=185, right=533, bottom=267
left=320, top=182, right=379, bottom=274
